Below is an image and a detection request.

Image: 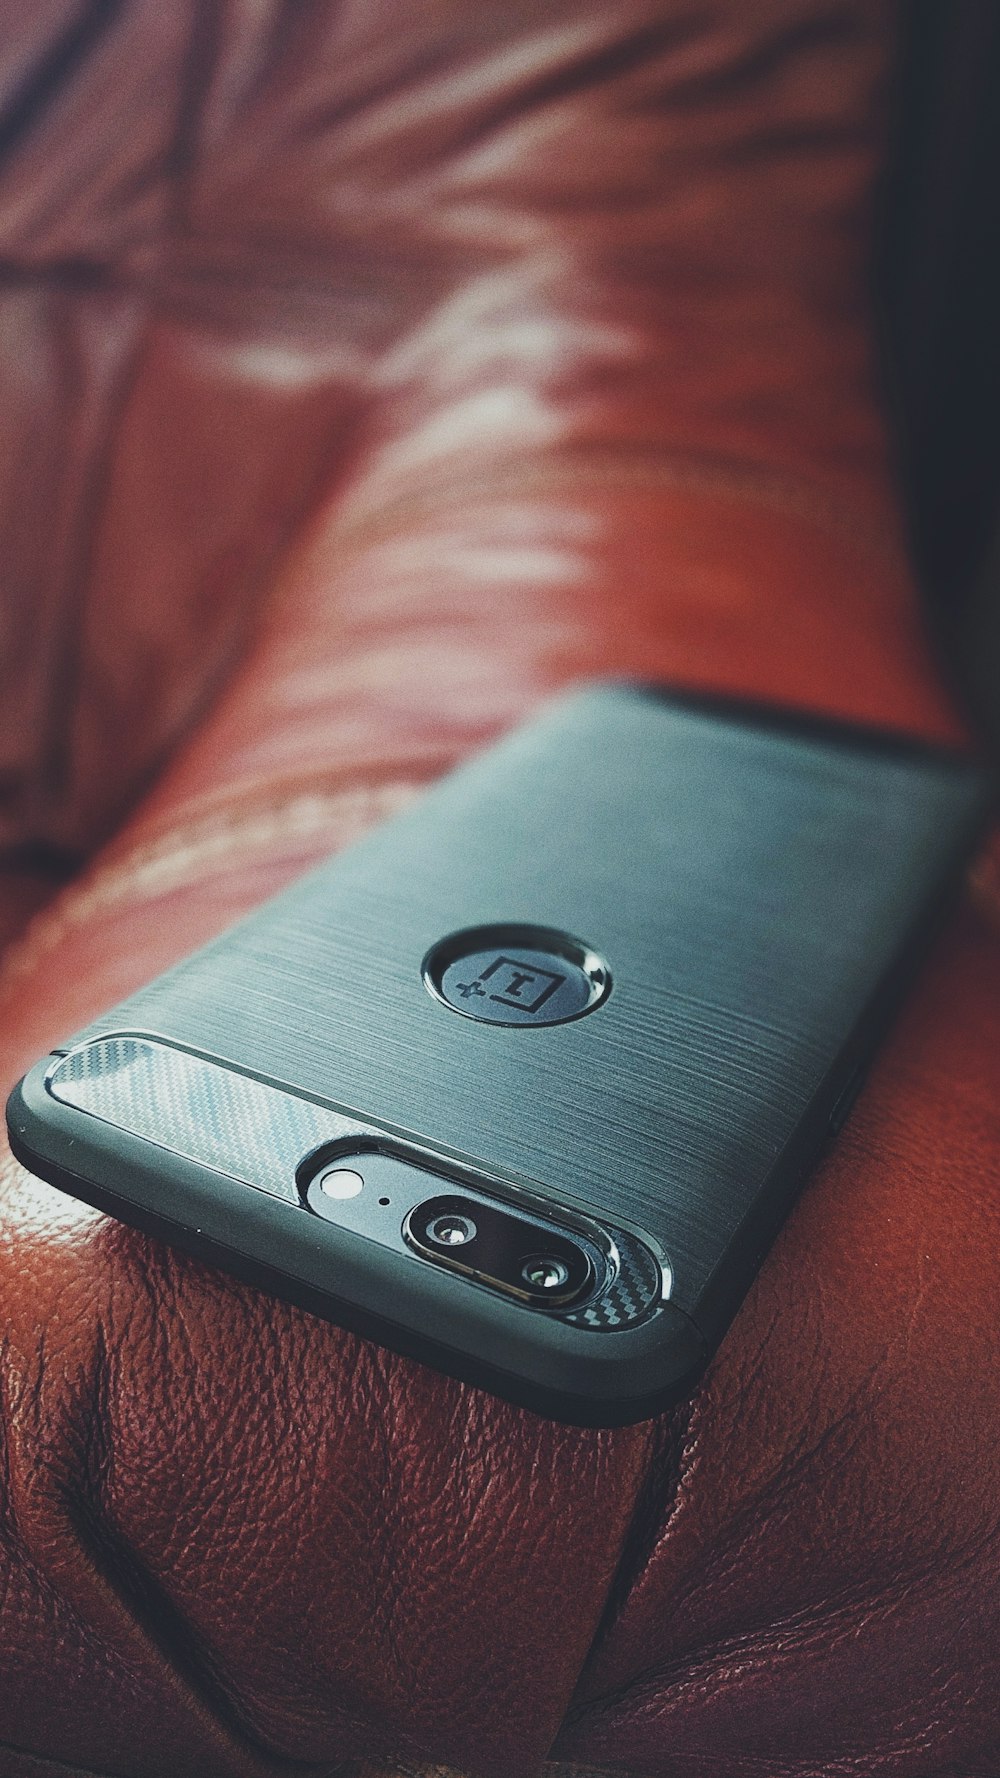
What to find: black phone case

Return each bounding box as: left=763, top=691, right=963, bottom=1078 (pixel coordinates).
left=6, top=684, right=992, bottom=1424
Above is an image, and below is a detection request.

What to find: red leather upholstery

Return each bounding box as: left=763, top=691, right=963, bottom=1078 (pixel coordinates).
left=0, top=3, right=997, bottom=1775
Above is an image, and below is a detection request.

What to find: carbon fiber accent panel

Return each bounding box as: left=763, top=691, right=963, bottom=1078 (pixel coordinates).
left=48, top=1036, right=664, bottom=1331
left=565, top=1233, right=662, bottom=1331
left=53, top=1035, right=356, bottom=1204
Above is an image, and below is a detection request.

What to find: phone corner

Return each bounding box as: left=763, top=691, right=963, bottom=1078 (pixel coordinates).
left=540, top=1299, right=709, bottom=1427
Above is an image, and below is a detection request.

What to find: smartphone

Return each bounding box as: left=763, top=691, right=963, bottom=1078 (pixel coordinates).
left=6, top=684, right=992, bottom=1424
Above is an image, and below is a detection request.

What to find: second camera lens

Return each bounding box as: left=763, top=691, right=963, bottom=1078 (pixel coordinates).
left=521, top=1255, right=571, bottom=1291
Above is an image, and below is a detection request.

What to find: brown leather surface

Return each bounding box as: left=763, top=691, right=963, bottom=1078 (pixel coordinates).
left=0, top=3, right=997, bottom=1776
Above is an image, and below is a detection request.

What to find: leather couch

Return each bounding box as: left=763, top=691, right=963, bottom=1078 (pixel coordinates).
left=0, top=3, right=997, bottom=1774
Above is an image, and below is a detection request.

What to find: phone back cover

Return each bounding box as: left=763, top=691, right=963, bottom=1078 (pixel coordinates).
left=47, top=683, right=987, bottom=1355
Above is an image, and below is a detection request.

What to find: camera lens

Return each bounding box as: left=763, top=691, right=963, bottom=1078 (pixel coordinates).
left=427, top=1212, right=478, bottom=1247
left=521, top=1255, right=571, bottom=1291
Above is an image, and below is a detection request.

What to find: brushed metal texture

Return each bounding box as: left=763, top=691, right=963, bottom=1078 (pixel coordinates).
left=70, top=685, right=988, bottom=1332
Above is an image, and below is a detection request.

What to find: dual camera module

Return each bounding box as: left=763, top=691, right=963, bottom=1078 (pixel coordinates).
left=304, top=1153, right=595, bottom=1311
left=418, top=1203, right=579, bottom=1300
left=428, top=1211, right=570, bottom=1291
left=407, top=1191, right=594, bottom=1307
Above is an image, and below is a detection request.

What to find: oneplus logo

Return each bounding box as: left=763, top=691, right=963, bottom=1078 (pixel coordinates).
left=455, top=955, right=565, bottom=1016
left=426, top=925, right=610, bottom=1027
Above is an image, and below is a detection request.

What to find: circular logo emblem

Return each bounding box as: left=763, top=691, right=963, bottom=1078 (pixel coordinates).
left=422, top=925, right=611, bottom=1027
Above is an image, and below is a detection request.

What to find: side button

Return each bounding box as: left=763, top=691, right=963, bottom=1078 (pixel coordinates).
left=829, top=1065, right=866, bottom=1136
